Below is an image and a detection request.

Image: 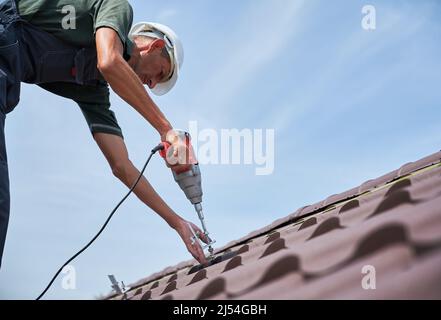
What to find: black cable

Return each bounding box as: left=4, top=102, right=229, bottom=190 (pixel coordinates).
left=36, top=144, right=164, bottom=300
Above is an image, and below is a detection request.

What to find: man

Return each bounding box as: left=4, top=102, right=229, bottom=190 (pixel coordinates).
left=0, top=0, right=209, bottom=268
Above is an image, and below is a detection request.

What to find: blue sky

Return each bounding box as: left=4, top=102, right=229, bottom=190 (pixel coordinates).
left=1, top=0, right=440, bottom=299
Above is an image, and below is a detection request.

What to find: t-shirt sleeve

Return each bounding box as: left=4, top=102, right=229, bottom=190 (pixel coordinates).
left=94, top=0, right=134, bottom=59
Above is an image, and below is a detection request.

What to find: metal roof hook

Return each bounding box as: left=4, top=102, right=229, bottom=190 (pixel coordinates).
left=108, top=275, right=131, bottom=299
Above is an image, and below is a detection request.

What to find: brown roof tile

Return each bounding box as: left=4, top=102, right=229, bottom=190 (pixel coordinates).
left=106, top=151, right=441, bottom=300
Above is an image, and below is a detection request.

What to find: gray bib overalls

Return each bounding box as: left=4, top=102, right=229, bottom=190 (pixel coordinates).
left=0, top=0, right=104, bottom=267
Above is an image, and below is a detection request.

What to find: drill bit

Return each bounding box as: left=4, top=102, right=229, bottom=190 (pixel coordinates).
left=194, top=203, right=215, bottom=259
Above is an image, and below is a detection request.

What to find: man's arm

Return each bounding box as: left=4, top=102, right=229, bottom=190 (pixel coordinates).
left=94, top=132, right=209, bottom=264
left=93, top=28, right=209, bottom=263
left=95, top=27, right=171, bottom=139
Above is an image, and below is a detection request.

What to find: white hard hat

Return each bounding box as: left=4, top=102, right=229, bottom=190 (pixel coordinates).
left=129, top=22, right=184, bottom=96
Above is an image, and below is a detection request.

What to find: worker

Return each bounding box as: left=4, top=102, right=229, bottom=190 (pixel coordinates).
left=0, top=0, right=209, bottom=269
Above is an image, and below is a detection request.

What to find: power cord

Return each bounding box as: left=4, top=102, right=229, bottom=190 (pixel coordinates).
left=36, top=144, right=164, bottom=300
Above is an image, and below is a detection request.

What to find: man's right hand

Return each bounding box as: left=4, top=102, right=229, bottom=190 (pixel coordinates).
left=161, top=129, right=198, bottom=174
left=173, top=218, right=209, bottom=265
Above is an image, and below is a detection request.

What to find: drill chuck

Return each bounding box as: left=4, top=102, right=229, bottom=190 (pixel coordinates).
left=172, top=164, right=203, bottom=205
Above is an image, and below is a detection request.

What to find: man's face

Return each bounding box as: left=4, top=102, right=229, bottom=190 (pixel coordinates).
left=134, top=41, right=172, bottom=90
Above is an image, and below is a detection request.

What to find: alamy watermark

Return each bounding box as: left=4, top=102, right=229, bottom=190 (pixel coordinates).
left=361, top=5, right=376, bottom=31
left=61, top=5, right=76, bottom=30
left=61, top=265, right=76, bottom=290
left=164, top=122, right=275, bottom=176
left=187, top=121, right=275, bottom=176
left=361, top=265, right=376, bottom=290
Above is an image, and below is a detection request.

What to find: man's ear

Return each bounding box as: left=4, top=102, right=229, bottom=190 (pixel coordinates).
left=146, top=38, right=166, bottom=53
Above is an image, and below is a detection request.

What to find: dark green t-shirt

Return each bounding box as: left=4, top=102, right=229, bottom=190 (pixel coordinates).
left=17, top=0, right=134, bottom=138
left=18, top=0, right=134, bottom=57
